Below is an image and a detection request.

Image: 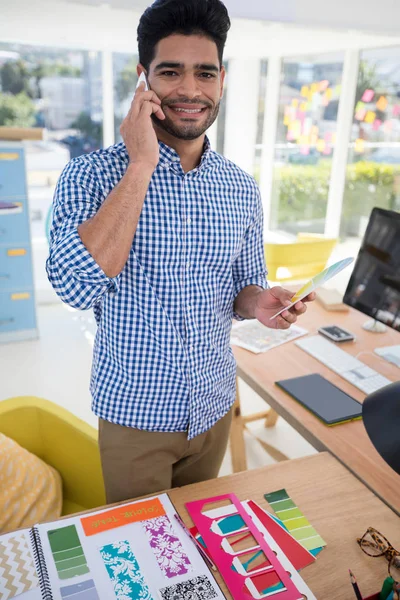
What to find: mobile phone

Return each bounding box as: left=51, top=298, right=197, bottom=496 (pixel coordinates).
left=136, top=72, right=149, bottom=91
left=318, top=325, right=355, bottom=342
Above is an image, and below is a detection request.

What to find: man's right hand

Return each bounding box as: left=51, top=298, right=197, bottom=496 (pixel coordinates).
left=120, top=81, right=165, bottom=172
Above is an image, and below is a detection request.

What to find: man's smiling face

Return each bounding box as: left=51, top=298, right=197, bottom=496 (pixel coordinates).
left=145, top=34, right=225, bottom=141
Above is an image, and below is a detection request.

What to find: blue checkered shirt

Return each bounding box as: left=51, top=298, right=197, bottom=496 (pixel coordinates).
left=46, top=139, right=267, bottom=438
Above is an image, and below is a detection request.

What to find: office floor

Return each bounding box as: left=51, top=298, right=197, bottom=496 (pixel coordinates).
left=0, top=303, right=317, bottom=476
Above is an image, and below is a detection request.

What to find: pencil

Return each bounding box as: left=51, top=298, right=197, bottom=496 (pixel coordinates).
left=349, top=569, right=363, bottom=600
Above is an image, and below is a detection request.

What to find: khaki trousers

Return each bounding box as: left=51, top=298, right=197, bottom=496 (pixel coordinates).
left=98, top=408, right=233, bottom=504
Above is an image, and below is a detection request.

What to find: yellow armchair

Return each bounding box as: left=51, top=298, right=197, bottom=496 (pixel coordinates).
left=0, top=397, right=105, bottom=516
left=264, top=233, right=337, bottom=283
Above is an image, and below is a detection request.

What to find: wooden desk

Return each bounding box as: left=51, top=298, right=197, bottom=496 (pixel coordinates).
left=172, top=453, right=400, bottom=600
left=232, top=302, right=400, bottom=515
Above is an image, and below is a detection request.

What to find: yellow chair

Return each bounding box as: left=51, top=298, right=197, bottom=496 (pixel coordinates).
left=0, top=397, right=105, bottom=516
left=264, top=233, right=337, bottom=283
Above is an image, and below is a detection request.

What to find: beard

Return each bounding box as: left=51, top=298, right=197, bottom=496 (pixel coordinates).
left=151, top=98, right=220, bottom=141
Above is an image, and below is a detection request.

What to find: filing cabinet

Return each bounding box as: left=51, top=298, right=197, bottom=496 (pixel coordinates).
left=0, top=141, right=38, bottom=342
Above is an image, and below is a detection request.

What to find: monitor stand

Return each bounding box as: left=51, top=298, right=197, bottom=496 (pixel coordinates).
left=362, top=319, right=387, bottom=333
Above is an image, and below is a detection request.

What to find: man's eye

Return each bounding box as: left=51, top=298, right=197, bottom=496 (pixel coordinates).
left=161, top=71, right=178, bottom=76
left=200, top=73, right=215, bottom=79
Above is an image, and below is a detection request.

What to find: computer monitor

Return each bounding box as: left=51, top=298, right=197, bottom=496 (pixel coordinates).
left=343, top=207, right=400, bottom=333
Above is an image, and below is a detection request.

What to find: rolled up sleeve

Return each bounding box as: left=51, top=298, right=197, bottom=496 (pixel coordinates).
left=232, top=187, right=268, bottom=320
left=46, top=158, right=121, bottom=310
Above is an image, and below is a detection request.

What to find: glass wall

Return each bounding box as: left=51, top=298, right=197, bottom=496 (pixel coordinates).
left=269, top=53, right=344, bottom=235
left=254, top=59, right=268, bottom=182
left=341, top=46, right=400, bottom=239
left=113, top=53, right=138, bottom=144
left=0, top=43, right=103, bottom=296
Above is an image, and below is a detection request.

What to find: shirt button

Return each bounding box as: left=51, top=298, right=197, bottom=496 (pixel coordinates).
left=186, top=261, right=191, bottom=269
left=189, top=345, right=194, bottom=352
left=187, top=218, right=192, bottom=225
left=187, top=305, right=192, bottom=311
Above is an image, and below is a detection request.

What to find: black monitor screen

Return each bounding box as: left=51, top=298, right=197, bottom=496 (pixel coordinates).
left=343, top=208, right=400, bottom=332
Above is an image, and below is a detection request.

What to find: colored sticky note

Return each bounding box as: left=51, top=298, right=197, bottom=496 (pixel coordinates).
left=393, top=105, right=400, bottom=117
left=384, top=120, right=394, bottom=132
left=316, top=139, right=326, bottom=152
left=323, top=145, right=332, bottom=155
left=373, top=119, right=382, bottom=131
left=355, top=101, right=366, bottom=112
left=376, top=96, right=388, bottom=111
left=300, top=85, right=309, bottom=97
left=362, top=89, right=375, bottom=103
left=283, top=115, right=290, bottom=126
left=318, top=80, right=329, bottom=92
left=300, top=102, right=307, bottom=112
left=47, top=525, right=89, bottom=580
left=355, top=108, right=367, bottom=121
left=354, top=139, right=365, bottom=153
left=291, top=98, right=299, bottom=108
left=365, top=110, right=376, bottom=124
left=324, top=132, right=332, bottom=142
left=264, top=489, right=326, bottom=552
left=310, top=83, right=318, bottom=94
left=81, top=498, right=166, bottom=536
left=300, top=146, right=310, bottom=155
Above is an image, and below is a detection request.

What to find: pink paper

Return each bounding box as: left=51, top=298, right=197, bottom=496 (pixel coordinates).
left=355, top=108, right=367, bottom=121
left=393, top=105, right=400, bottom=117
left=186, top=493, right=303, bottom=600
left=362, top=89, right=375, bottom=103
left=373, top=119, right=382, bottom=131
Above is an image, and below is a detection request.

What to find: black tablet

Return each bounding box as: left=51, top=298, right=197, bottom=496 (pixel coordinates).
left=275, top=373, right=362, bottom=425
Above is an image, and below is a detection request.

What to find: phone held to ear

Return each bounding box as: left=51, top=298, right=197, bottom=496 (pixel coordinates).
left=136, top=72, right=149, bottom=91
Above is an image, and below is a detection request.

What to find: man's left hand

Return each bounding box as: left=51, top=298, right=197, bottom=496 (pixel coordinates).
left=254, top=286, right=316, bottom=330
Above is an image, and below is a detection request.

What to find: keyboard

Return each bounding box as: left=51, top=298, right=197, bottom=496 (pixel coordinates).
left=374, top=345, right=400, bottom=368
left=295, top=335, right=392, bottom=394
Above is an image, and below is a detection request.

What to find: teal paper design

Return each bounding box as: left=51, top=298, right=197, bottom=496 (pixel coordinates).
left=100, top=541, right=153, bottom=600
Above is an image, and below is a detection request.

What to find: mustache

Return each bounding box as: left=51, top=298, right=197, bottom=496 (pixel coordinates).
left=163, top=99, right=213, bottom=109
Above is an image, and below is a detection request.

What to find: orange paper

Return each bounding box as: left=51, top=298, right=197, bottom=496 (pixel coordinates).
left=81, top=498, right=166, bottom=536
left=376, top=96, right=388, bottom=111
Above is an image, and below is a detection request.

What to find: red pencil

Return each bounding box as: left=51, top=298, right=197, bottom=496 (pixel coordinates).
left=349, top=569, right=363, bottom=600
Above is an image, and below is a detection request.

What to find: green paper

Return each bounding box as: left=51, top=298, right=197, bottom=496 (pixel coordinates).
left=47, top=525, right=90, bottom=580
left=264, top=488, right=326, bottom=552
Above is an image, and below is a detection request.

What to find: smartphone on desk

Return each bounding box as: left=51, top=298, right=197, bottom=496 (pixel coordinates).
left=318, top=325, right=355, bottom=343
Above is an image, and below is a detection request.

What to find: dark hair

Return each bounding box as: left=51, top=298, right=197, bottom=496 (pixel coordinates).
left=137, top=0, right=231, bottom=71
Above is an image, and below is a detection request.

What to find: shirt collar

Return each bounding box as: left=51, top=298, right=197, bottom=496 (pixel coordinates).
left=159, top=136, right=214, bottom=171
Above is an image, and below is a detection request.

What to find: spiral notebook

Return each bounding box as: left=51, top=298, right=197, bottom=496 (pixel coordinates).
left=0, top=494, right=224, bottom=600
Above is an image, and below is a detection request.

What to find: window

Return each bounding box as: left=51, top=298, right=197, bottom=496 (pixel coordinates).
left=0, top=43, right=103, bottom=300
left=113, top=53, right=138, bottom=144
left=341, top=46, right=400, bottom=240
left=269, top=53, right=344, bottom=235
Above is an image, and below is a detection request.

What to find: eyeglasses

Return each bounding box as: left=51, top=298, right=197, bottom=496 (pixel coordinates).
left=357, top=527, right=400, bottom=583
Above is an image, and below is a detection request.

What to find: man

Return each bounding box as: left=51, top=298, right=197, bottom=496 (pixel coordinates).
left=47, top=0, right=314, bottom=504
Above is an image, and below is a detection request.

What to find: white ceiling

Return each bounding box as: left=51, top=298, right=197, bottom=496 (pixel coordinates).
left=64, top=0, right=400, bottom=36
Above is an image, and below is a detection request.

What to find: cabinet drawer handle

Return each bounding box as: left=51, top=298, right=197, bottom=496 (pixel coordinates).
left=0, top=317, right=14, bottom=327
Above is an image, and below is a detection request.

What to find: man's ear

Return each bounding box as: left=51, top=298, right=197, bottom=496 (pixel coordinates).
left=137, top=64, right=147, bottom=77
left=219, top=65, right=226, bottom=99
